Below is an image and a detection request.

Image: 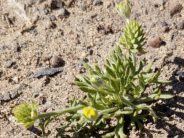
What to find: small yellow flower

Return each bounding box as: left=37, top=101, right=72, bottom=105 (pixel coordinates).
left=83, top=107, right=98, bottom=121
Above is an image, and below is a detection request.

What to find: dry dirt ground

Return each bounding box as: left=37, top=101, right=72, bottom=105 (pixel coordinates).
left=0, top=0, right=184, bottom=138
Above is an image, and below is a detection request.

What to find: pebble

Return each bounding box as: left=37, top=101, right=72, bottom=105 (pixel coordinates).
left=50, top=15, right=56, bottom=21
left=80, top=58, right=89, bottom=63
left=147, top=37, right=163, bottom=48
left=33, top=67, right=63, bottom=78
left=67, top=74, right=75, bottom=84
left=177, top=20, right=184, bottom=30
left=81, top=52, right=87, bottom=58
left=2, top=91, right=11, bottom=101
left=104, top=1, right=111, bottom=8
left=170, top=3, right=183, bottom=17
left=171, top=31, right=178, bottom=41
left=58, top=7, right=70, bottom=19
left=12, top=76, right=19, bottom=83
left=162, top=26, right=170, bottom=33
left=7, top=60, right=15, bottom=68
left=93, top=0, right=103, bottom=6
left=12, top=44, right=21, bottom=52
left=50, top=55, right=65, bottom=67
left=50, top=0, right=64, bottom=9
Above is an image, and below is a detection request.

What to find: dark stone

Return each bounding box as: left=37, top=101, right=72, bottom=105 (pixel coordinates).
left=33, top=67, right=63, bottom=78
left=51, top=0, right=64, bottom=9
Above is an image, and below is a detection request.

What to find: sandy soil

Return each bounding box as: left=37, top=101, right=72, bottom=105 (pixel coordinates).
left=0, top=0, right=184, bottom=137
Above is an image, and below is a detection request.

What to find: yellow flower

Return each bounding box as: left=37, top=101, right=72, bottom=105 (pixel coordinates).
left=83, top=107, right=98, bottom=121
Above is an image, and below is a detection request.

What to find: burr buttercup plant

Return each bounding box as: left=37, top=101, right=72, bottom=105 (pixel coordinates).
left=14, top=1, right=173, bottom=138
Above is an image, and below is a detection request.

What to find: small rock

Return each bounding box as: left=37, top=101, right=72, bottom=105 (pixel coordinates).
left=170, top=3, right=183, bottom=17
left=80, top=58, right=89, bottom=63
left=40, top=6, right=48, bottom=14
left=162, top=26, right=170, bottom=33
left=65, top=0, right=74, bottom=8
left=39, top=96, right=47, bottom=105
left=1, top=45, right=7, bottom=50
left=46, top=21, right=57, bottom=29
left=11, top=90, right=20, bottom=99
left=134, top=13, right=141, bottom=19
left=175, top=70, right=184, bottom=81
left=32, top=93, right=39, bottom=98
left=171, top=31, right=178, bottom=41
left=58, top=7, right=70, bottom=19
left=161, top=21, right=168, bottom=27
left=155, top=0, right=164, bottom=5
left=12, top=44, right=21, bottom=52
left=50, top=56, right=65, bottom=67
left=12, top=76, right=19, bottom=83
left=104, top=1, right=111, bottom=8
left=177, top=20, right=184, bottom=30
left=7, top=60, right=15, bottom=68
left=147, top=37, right=163, bottom=48
left=44, top=101, right=51, bottom=107
left=2, top=91, right=11, bottom=101
left=93, top=0, right=103, bottom=6
left=50, top=0, right=64, bottom=9
left=50, top=15, right=56, bottom=21
left=81, top=52, right=87, bottom=58
left=67, top=74, right=75, bottom=84
left=33, top=67, right=63, bottom=78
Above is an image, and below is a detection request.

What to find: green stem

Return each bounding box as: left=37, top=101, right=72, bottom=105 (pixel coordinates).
left=99, top=107, right=118, bottom=116
left=37, top=105, right=84, bottom=119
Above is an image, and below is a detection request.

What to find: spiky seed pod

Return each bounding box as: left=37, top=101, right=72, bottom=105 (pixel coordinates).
left=13, top=101, right=38, bottom=128
left=119, top=20, right=146, bottom=54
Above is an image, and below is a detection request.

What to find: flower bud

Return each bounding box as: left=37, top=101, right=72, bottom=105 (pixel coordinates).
left=83, top=107, right=98, bottom=121
left=116, top=0, right=131, bottom=21
left=90, top=75, right=105, bottom=87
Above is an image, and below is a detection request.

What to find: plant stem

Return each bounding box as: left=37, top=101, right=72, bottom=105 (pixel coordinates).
left=37, top=105, right=84, bottom=119
left=99, top=107, right=118, bottom=116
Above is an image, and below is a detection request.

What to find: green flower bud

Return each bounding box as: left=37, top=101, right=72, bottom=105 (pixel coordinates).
left=119, top=20, right=146, bottom=54
left=13, top=100, right=38, bottom=128
left=90, top=75, right=105, bottom=87
left=116, top=0, right=131, bottom=22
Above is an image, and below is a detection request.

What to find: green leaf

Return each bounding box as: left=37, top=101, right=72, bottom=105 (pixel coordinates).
left=94, top=65, right=102, bottom=75
left=145, top=62, right=152, bottom=73
left=136, top=60, right=146, bottom=74
left=104, top=65, right=116, bottom=78
left=80, top=87, right=97, bottom=94
left=74, top=81, right=86, bottom=87
left=83, top=63, right=93, bottom=74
